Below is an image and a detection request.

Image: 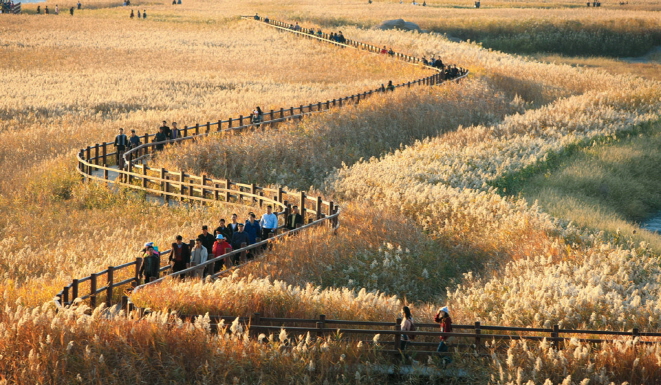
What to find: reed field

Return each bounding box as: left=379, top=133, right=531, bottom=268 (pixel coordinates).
left=2, top=0, right=661, bottom=383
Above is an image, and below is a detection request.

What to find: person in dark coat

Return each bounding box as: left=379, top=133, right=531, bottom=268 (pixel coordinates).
left=197, top=225, right=216, bottom=254
left=286, top=205, right=304, bottom=230
left=139, top=246, right=161, bottom=283
left=214, top=218, right=233, bottom=240
left=230, top=223, right=250, bottom=250
left=154, top=126, right=167, bottom=151
left=114, top=127, right=128, bottom=165
left=170, top=235, right=191, bottom=277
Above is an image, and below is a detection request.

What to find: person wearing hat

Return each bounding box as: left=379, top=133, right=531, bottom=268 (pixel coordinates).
left=434, top=306, right=453, bottom=363
left=139, top=246, right=161, bottom=283
left=211, top=234, right=232, bottom=273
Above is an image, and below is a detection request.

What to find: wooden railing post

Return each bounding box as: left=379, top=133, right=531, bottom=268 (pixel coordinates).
left=252, top=313, right=261, bottom=338
left=240, top=243, right=247, bottom=263
left=90, top=273, right=97, bottom=307
left=228, top=118, right=233, bottom=128
left=160, top=168, right=166, bottom=198
left=135, top=257, right=143, bottom=284
left=475, top=321, right=481, bottom=353
left=195, top=123, right=200, bottom=135
left=277, top=187, right=284, bottom=203
left=316, top=321, right=323, bottom=339
left=201, top=174, right=207, bottom=199
left=179, top=170, right=185, bottom=202
left=62, top=286, right=69, bottom=306
left=239, top=115, right=244, bottom=126
left=299, top=191, right=307, bottom=219
left=94, top=144, right=100, bottom=165
left=106, top=266, right=114, bottom=307
left=103, top=164, right=108, bottom=180
left=142, top=165, right=147, bottom=189
left=206, top=121, right=211, bottom=133
left=316, top=196, right=323, bottom=220
left=121, top=295, right=129, bottom=312
left=183, top=125, right=189, bottom=137
left=279, top=108, right=284, bottom=118
left=551, top=324, right=559, bottom=349
left=394, top=318, right=402, bottom=351
left=102, top=142, right=107, bottom=165
left=217, top=119, right=222, bottom=131
left=72, top=279, right=79, bottom=302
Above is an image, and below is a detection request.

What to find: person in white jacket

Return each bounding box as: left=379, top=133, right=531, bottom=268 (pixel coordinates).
left=190, top=238, right=208, bottom=279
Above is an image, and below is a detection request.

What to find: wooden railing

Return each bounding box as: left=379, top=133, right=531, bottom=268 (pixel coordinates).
left=58, top=17, right=466, bottom=308
left=108, top=307, right=661, bottom=357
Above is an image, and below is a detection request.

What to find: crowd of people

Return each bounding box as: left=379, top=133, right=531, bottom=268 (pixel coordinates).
left=0, top=0, right=15, bottom=14
left=138, top=205, right=305, bottom=282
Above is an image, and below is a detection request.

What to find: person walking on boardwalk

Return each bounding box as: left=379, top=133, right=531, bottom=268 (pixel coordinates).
left=251, top=107, right=263, bottom=125
left=230, top=223, right=250, bottom=264
left=386, top=80, right=395, bottom=92
left=142, top=9, right=147, bottom=18
left=260, top=205, right=278, bottom=240
left=160, top=120, right=171, bottom=139
left=129, top=129, right=141, bottom=149
left=212, top=234, right=232, bottom=272
left=244, top=212, right=261, bottom=245
left=214, top=218, right=233, bottom=240
left=190, top=238, right=208, bottom=279
left=69, top=6, right=74, bottom=15
left=139, top=245, right=160, bottom=283
left=137, top=9, right=140, bottom=18
left=114, top=128, right=128, bottom=166
left=130, top=9, right=134, bottom=18
left=230, top=223, right=249, bottom=250
left=54, top=4, right=59, bottom=14
left=285, top=205, right=303, bottom=230
left=154, top=126, right=167, bottom=151
left=170, top=121, right=179, bottom=140
left=170, top=235, right=191, bottom=277
left=77, top=1, right=81, bottom=9
left=228, top=213, right=240, bottom=233
left=400, top=306, right=416, bottom=351
left=198, top=225, right=215, bottom=254
left=434, top=306, right=453, bottom=363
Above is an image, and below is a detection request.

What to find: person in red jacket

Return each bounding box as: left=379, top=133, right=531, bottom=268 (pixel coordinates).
left=434, top=306, right=452, bottom=363
left=211, top=234, right=232, bottom=273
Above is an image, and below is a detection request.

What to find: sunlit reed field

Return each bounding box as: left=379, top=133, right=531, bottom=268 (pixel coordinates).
left=2, top=0, right=661, bottom=383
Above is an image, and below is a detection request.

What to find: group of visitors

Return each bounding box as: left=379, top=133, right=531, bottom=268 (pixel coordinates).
left=138, top=205, right=305, bottom=282
left=129, top=9, right=147, bottom=18
left=422, top=56, right=445, bottom=69
left=153, top=120, right=180, bottom=149
left=586, top=1, right=602, bottom=5
left=113, top=127, right=142, bottom=165
left=399, top=305, right=453, bottom=363
left=30, top=2, right=80, bottom=15
left=0, top=0, right=14, bottom=13
left=380, top=45, right=396, bottom=56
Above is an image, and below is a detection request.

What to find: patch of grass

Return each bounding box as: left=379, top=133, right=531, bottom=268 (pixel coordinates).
left=517, top=119, right=661, bottom=250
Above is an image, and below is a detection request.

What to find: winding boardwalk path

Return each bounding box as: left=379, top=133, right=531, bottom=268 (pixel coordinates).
left=54, top=17, right=661, bottom=369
